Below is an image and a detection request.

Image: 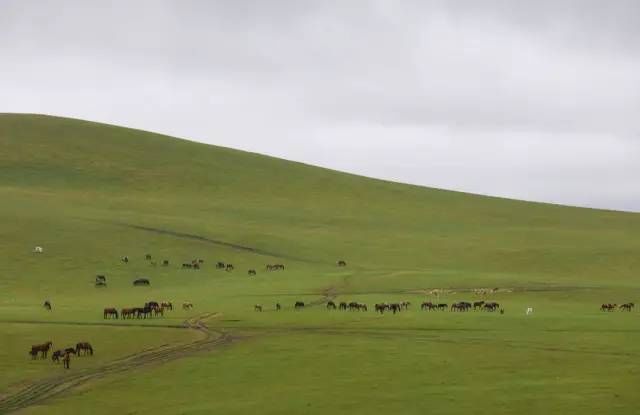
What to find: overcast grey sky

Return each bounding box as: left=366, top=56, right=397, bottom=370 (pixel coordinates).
left=1, top=1, right=639, bottom=211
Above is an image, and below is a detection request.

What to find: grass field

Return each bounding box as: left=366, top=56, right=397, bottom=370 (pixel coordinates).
left=0, top=114, right=639, bottom=414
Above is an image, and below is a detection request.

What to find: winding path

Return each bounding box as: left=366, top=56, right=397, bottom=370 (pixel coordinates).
left=0, top=313, right=234, bottom=414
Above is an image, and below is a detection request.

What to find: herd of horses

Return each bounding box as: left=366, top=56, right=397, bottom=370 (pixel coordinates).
left=29, top=341, right=93, bottom=369
left=253, top=300, right=503, bottom=314
left=601, top=303, right=635, bottom=312
left=104, top=300, right=181, bottom=319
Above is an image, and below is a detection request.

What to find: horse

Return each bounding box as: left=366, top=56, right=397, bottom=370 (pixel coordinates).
left=216, top=262, right=226, bottom=269
left=162, top=259, right=169, bottom=266
left=421, top=301, right=434, bottom=311
left=75, top=342, right=93, bottom=356
left=161, top=301, right=173, bottom=311
left=473, top=301, right=485, bottom=311
left=327, top=301, right=337, bottom=310
left=526, top=307, right=533, bottom=315
left=51, top=349, right=63, bottom=363
left=294, top=301, right=305, bottom=310
left=121, top=307, right=135, bottom=319
left=248, top=269, right=257, bottom=276
left=339, top=302, right=348, bottom=311
left=389, top=303, right=401, bottom=314
left=103, top=307, right=118, bottom=319
left=225, top=264, right=234, bottom=271
left=254, top=304, right=263, bottom=312
left=145, top=254, right=152, bottom=260
left=484, top=302, right=499, bottom=312
left=337, top=260, right=347, bottom=267
left=182, top=302, right=194, bottom=310
left=133, top=278, right=150, bottom=286
left=121, top=256, right=129, bottom=263
left=276, top=303, right=281, bottom=311
left=375, top=303, right=388, bottom=314
left=31, top=341, right=53, bottom=359
left=43, top=300, right=51, bottom=311
left=620, top=303, right=635, bottom=311
left=182, top=263, right=193, bottom=269
left=436, top=303, right=448, bottom=311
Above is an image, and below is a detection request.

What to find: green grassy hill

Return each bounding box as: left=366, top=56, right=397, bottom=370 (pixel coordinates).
left=1, top=114, right=639, bottom=414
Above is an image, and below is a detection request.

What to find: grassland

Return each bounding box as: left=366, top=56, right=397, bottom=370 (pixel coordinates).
left=0, top=114, right=638, bottom=414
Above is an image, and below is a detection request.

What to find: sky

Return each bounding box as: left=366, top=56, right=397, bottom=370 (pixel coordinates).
left=1, top=0, right=639, bottom=211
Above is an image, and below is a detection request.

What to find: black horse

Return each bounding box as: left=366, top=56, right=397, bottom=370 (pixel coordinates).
left=294, top=301, right=305, bottom=310
left=133, top=278, right=150, bottom=286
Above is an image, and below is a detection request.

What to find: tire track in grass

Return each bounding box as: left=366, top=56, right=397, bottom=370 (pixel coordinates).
left=0, top=313, right=235, bottom=414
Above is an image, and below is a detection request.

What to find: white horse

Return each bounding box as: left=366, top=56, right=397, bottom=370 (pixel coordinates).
left=526, top=307, right=533, bottom=315
left=33, top=246, right=43, bottom=253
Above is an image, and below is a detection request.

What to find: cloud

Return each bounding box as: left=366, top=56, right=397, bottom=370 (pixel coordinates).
left=1, top=0, right=638, bottom=211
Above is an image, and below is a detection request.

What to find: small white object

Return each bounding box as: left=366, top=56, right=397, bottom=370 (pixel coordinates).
left=526, top=307, right=533, bottom=315
left=33, top=246, right=43, bottom=253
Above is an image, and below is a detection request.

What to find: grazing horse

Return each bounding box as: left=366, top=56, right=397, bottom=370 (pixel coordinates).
left=421, top=301, right=434, bottom=311
left=327, top=301, right=337, bottom=310
left=103, top=308, right=118, bottom=319
left=266, top=264, right=285, bottom=272
left=225, top=264, right=234, bottom=271
left=153, top=307, right=164, bottom=317
left=162, top=259, right=169, bottom=266
left=484, top=302, right=499, bottom=312
left=121, top=256, right=129, bottom=263
left=133, top=278, right=150, bottom=286
left=276, top=303, right=281, bottom=311
left=339, top=302, right=348, bottom=311
left=33, top=246, right=44, bottom=253
left=337, top=260, right=347, bottom=267
left=294, top=301, right=305, bottom=310
left=437, top=303, right=448, bottom=311
left=254, top=304, right=263, bottom=312
left=620, top=303, right=635, bottom=311
left=76, top=342, right=93, bottom=356
left=248, top=269, right=257, bottom=276
left=182, top=302, right=194, bottom=310
left=389, top=303, right=402, bottom=314
left=121, top=307, right=135, bottom=319
left=375, top=303, right=388, bottom=314
left=31, top=341, right=53, bottom=359
left=161, top=301, right=173, bottom=311
left=43, top=300, right=52, bottom=311
left=51, top=349, right=63, bottom=363
left=145, top=254, right=152, bottom=260
left=473, top=301, right=485, bottom=311
left=601, top=303, right=617, bottom=312
left=216, top=262, right=226, bottom=269
left=182, top=263, right=193, bottom=269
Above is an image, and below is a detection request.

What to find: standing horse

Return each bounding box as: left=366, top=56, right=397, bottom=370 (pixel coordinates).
left=294, top=301, right=305, bottom=310
left=103, top=308, right=118, bottom=319
left=43, top=300, right=52, bottom=311
left=327, top=301, right=337, bottom=310
left=30, top=341, right=53, bottom=359
left=254, top=304, right=263, bottom=312
left=76, top=342, right=93, bottom=356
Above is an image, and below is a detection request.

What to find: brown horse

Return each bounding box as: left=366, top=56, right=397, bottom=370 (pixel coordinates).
left=620, top=303, right=635, bottom=311
left=30, top=341, right=53, bottom=359
left=254, top=304, right=263, bottom=312
left=43, top=300, right=52, bottom=310
left=103, top=307, right=118, bottom=319
left=75, top=342, right=93, bottom=356
left=248, top=269, right=257, bottom=276
left=337, top=260, right=347, bottom=267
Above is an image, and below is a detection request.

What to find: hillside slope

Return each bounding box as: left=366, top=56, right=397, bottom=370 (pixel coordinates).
left=1, top=113, right=639, bottom=288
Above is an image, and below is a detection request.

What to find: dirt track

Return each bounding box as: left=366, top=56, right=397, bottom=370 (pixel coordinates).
left=0, top=313, right=234, bottom=414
